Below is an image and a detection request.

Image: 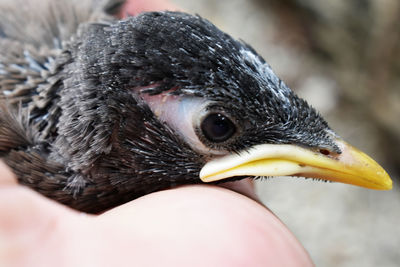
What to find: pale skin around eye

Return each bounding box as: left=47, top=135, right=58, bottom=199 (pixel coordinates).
left=0, top=0, right=314, bottom=266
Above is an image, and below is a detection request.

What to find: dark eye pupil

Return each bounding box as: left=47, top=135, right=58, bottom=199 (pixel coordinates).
left=201, top=113, right=236, bottom=143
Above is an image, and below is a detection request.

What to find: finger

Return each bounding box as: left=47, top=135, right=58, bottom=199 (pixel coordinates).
left=121, top=0, right=179, bottom=17
left=97, top=185, right=314, bottom=266
left=0, top=186, right=88, bottom=266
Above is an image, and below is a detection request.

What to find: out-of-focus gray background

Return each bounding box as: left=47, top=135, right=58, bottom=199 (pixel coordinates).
left=171, top=0, right=400, bottom=266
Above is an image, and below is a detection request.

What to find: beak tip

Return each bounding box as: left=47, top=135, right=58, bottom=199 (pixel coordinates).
left=382, top=177, right=393, bottom=190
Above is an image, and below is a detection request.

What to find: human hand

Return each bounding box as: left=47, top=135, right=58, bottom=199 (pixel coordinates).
left=0, top=160, right=312, bottom=266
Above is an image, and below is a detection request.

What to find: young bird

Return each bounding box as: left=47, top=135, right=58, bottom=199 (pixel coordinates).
left=0, top=0, right=392, bottom=213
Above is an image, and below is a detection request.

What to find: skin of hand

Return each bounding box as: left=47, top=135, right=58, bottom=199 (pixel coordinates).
left=0, top=0, right=314, bottom=266
left=0, top=161, right=312, bottom=267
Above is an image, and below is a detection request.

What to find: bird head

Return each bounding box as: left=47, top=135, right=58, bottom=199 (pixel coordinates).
left=63, top=11, right=391, bottom=197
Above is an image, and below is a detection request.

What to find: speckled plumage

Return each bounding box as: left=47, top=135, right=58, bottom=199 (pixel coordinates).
left=0, top=0, right=339, bottom=213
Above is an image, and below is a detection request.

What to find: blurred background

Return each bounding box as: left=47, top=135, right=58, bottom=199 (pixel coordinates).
left=170, top=0, right=400, bottom=266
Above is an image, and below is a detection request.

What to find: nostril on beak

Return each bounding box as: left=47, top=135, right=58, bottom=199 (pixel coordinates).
left=318, top=148, right=341, bottom=160
left=319, top=149, right=330, bottom=156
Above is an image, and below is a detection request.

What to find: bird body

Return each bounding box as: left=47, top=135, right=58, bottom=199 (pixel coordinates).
left=0, top=0, right=392, bottom=213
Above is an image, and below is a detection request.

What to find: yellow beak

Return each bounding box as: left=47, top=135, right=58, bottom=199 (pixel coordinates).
left=200, top=139, right=392, bottom=190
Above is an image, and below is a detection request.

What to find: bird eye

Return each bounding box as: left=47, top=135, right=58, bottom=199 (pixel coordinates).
left=201, top=113, right=236, bottom=143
